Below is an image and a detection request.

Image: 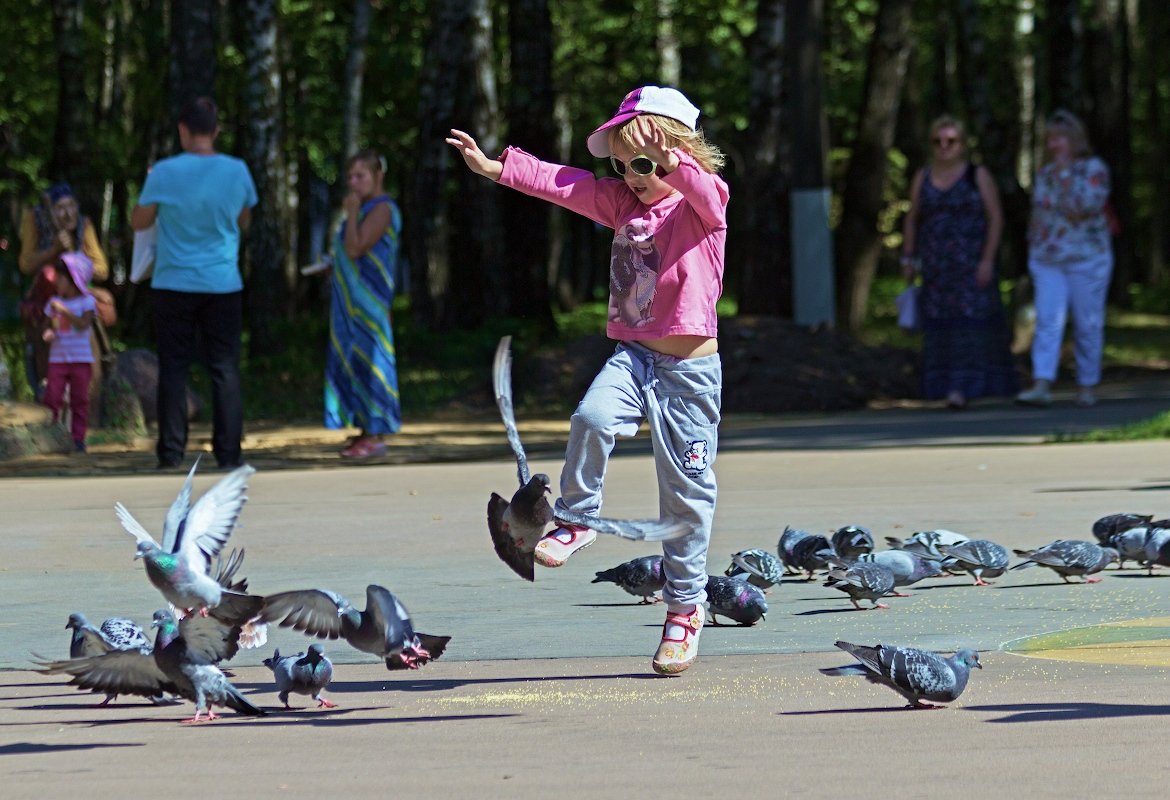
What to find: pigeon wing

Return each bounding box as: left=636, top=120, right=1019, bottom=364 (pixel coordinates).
left=36, top=649, right=175, bottom=699
left=493, top=336, right=531, bottom=487
left=555, top=509, right=692, bottom=542
left=114, top=502, right=158, bottom=548
left=261, top=589, right=349, bottom=639
left=178, top=613, right=243, bottom=663
left=364, top=585, right=415, bottom=653
left=161, top=457, right=200, bottom=553
left=176, top=464, right=255, bottom=571
left=488, top=493, right=535, bottom=581
left=884, top=647, right=955, bottom=699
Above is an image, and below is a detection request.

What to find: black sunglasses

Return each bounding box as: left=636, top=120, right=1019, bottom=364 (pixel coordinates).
left=610, top=154, right=656, bottom=176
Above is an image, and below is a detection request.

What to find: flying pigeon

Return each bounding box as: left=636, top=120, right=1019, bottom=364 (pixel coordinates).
left=1143, top=526, right=1170, bottom=575
left=705, top=575, right=768, bottom=626
left=261, top=584, right=450, bottom=670
left=39, top=609, right=264, bottom=723
left=1091, top=512, right=1153, bottom=545
left=856, top=550, right=943, bottom=595
left=790, top=533, right=836, bottom=580
left=264, top=644, right=335, bottom=709
left=885, top=529, right=969, bottom=561
left=114, top=461, right=264, bottom=623
left=592, top=555, right=666, bottom=603
left=824, top=562, right=896, bottom=609
left=936, top=539, right=1010, bottom=586
left=724, top=548, right=784, bottom=591
left=487, top=336, right=691, bottom=581
left=778, top=526, right=816, bottom=575
left=1011, top=540, right=1118, bottom=583
left=832, top=525, right=875, bottom=560
left=1107, top=526, right=1150, bottom=569
left=819, top=640, right=982, bottom=709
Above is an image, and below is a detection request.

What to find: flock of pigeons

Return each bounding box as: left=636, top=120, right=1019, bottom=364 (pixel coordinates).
left=36, top=333, right=1170, bottom=715
left=36, top=461, right=450, bottom=723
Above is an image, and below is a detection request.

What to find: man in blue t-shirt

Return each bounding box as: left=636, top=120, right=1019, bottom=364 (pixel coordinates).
left=131, top=97, right=258, bottom=469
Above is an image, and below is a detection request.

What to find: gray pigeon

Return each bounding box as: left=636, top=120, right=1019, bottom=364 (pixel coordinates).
left=790, top=533, right=836, bottom=580
left=66, top=613, right=164, bottom=706
left=856, top=550, right=943, bottom=595
left=592, top=555, right=666, bottom=603
left=778, top=526, right=815, bottom=575
left=1107, top=526, right=1150, bottom=569
left=1011, top=540, right=1118, bottom=583
left=39, top=609, right=264, bottom=723
left=832, top=525, right=874, bottom=560
left=820, top=640, right=982, bottom=709
left=1092, top=512, right=1153, bottom=545
left=724, top=548, right=784, bottom=591
left=488, top=336, right=691, bottom=581
left=264, top=644, right=335, bottom=709
left=705, top=575, right=768, bottom=626
left=886, top=529, right=969, bottom=561
left=824, top=562, right=896, bottom=609
left=937, top=539, right=1010, bottom=585
left=261, top=584, right=450, bottom=670
left=1142, top=527, right=1170, bottom=575
left=115, top=461, right=264, bottom=623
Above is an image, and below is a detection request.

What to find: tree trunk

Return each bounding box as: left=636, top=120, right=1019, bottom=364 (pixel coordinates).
left=241, top=0, right=286, bottom=356
left=735, top=0, right=790, bottom=317
left=834, top=0, right=914, bottom=332
left=49, top=0, right=92, bottom=207
left=1140, top=0, right=1168, bottom=281
left=657, top=0, right=681, bottom=86
left=1045, top=0, right=1083, bottom=111
left=169, top=0, right=217, bottom=122
left=502, top=0, right=556, bottom=332
left=337, top=0, right=372, bottom=203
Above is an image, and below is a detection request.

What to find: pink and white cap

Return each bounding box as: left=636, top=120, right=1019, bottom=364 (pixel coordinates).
left=586, top=86, right=701, bottom=158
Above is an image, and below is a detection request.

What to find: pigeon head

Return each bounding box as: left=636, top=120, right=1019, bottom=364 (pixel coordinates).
left=306, top=643, right=326, bottom=662
left=1101, top=547, right=1120, bottom=565
left=134, top=540, right=160, bottom=560
left=737, top=587, right=768, bottom=620
left=335, top=599, right=362, bottom=628
left=150, top=609, right=180, bottom=646
left=954, top=649, right=982, bottom=669
left=66, top=612, right=88, bottom=630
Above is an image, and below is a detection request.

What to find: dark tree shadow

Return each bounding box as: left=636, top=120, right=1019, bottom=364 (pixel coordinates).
left=967, top=702, right=1170, bottom=722
left=0, top=742, right=145, bottom=756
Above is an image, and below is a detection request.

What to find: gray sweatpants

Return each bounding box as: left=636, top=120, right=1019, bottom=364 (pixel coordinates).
left=554, top=342, right=721, bottom=611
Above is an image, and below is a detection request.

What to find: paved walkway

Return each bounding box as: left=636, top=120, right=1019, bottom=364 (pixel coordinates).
left=2, top=386, right=1170, bottom=797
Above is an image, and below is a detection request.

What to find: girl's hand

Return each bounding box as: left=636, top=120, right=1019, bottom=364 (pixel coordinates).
left=50, top=299, right=67, bottom=314
left=342, top=191, right=361, bottom=218
left=42, top=328, right=56, bottom=342
left=626, top=117, right=679, bottom=173
left=445, top=129, right=503, bottom=181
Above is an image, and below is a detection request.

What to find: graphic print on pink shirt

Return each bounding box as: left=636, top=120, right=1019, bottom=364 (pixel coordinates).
left=608, top=220, right=660, bottom=328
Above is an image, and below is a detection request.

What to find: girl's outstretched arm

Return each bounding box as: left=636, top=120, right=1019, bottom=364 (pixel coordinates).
left=446, top=129, right=503, bottom=181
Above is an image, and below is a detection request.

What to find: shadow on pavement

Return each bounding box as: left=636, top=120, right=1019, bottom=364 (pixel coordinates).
left=0, top=741, right=145, bottom=755
left=968, top=702, right=1170, bottom=722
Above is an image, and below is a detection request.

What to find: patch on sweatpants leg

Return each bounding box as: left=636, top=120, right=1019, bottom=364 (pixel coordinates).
left=681, top=440, right=710, bottom=476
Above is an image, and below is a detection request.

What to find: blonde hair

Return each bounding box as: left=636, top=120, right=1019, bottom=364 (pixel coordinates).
left=611, top=114, right=725, bottom=174
left=928, top=114, right=967, bottom=151
left=1043, top=109, right=1092, bottom=161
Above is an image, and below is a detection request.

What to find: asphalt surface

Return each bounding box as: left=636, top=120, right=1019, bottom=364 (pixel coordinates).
left=3, top=384, right=1170, bottom=797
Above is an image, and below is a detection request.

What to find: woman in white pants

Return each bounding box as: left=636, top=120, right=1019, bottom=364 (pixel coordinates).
left=1017, top=110, right=1113, bottom=408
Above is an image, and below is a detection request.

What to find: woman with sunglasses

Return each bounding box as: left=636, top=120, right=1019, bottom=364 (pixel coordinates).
left=1016, top=109, right=1112, bottom=408
left=447, top=85, right=727, bottom=676
left=901, top=115, right=1017, bottom=409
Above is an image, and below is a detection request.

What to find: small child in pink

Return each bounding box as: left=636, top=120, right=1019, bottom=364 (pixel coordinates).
left=42, top=252, right=98, bottom=452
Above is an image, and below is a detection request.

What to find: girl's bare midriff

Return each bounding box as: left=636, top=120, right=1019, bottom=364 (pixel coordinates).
left=634, top=334, right=718, bottom=359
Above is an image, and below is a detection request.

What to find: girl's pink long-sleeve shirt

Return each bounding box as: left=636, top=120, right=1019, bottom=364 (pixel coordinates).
left=498, top=147, right=729, bottom=341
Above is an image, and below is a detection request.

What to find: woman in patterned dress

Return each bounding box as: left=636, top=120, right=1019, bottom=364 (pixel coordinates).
left=325, top=150, right=403, bottom=458
left=901, top=116, right=1017, bottom=408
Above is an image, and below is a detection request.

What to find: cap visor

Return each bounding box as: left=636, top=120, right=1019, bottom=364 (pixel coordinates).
left=586, top=111, right=642, bottom=158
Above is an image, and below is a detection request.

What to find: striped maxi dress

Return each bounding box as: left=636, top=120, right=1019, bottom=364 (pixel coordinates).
left=324, top=194, right=402, bottom=435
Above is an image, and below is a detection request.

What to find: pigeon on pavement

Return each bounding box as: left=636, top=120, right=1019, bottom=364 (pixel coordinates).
left=725, top=548, right=784, bottom=591
left=39, top=609, right=264, bottom=723
left=856, top=550, right=943, bottom=595
left=937, top=539, right=1010, bottom=586
left=832, top=525, right=875, bottom=560
left=1011, top=540, right=1118, bottom=583
left=1107, top=525, right=1151, bottom=569
left=261, top=584, right=450, bottom=670
left=66, top=612, right=167, bottom=706
left=885, top=529, right=969, bottom=561
left=592, top=555, right=666, bottom=603
left=819, top=640, right=982, bottom=709
left=1092, top=513, right=1153, bottom=545
left=778, top=526, right=815, bottom=575
left=115, top=461, right=263, bottom=623
left=705, top=575, right=768, bottom=625
left=790, top=533, right=836, bottom=580
left=824, top=562, right=896, bottom=609
left=264, top=644, right=335, bottom=709
left=1143, top=526, right=1170, bottom=575
left=488, top=336, right=691, bottom=581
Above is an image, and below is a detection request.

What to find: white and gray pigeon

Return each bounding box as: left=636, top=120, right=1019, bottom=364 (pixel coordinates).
left=40, top=609, right=264, bottom=723
left=114, top=461, right=264, bottom=623
left=264, top=644, right=335, bottom=709
left=65, top=612, right=171, bottom=706
left=592, top=555, right=666, bottom=603
left=824, top=562, right=896, bottom=609
left=1091, top=512, right=1153, bottom=545
left=1142, top=526, right=1170, bottom=575
left=1108, top=525, right=1151, bottom=569
left=724, top=548, right=784, bottom=591
left=936, top=539, right=1010, bottom=586
left=856, top=550, right=943, bottom=595
left=261, top=584, right=450, bottom=670
left=705, top=575, right=768, bottom=626
left=1011, top=540, right=1118, bottom=583
left=820, top=640, right=982, bottom=709
left=886, top=529, right=969, bottom=561
left=488, top=336, right=691, bottom=581
left=832, top=525, right=875, bottom=560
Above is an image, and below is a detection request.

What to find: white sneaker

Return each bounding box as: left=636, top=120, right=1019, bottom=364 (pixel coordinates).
left=1016, top=383, right=1052, bottom=407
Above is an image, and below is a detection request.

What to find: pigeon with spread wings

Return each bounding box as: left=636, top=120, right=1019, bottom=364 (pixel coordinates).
left=487, top=336, right=692, bottom=581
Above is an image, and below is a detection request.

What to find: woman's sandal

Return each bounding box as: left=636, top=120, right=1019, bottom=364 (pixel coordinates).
left=340, top=437, right=387, bottom=459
